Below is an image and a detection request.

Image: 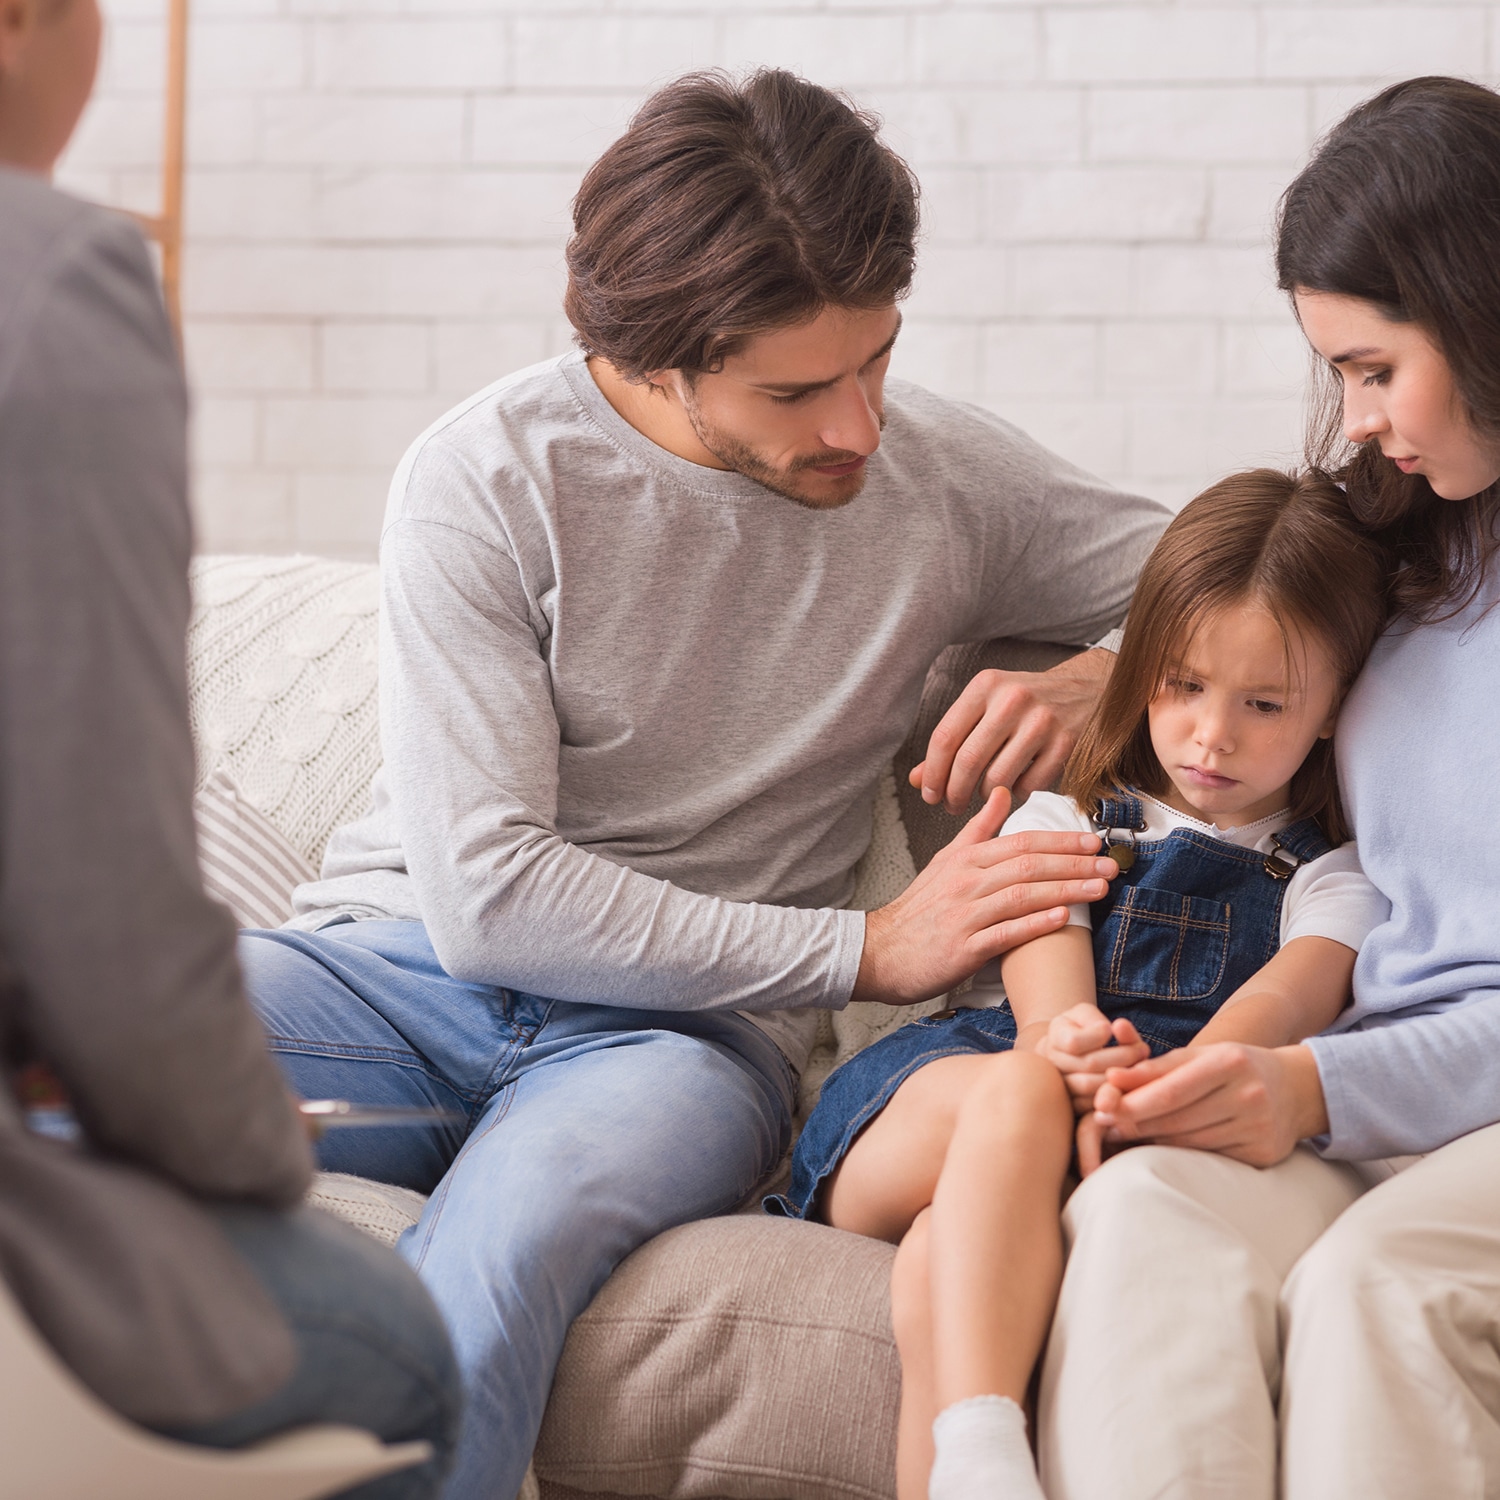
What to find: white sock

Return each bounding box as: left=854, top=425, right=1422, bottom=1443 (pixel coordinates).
left=928, top=1395, right=1045, bottom=1500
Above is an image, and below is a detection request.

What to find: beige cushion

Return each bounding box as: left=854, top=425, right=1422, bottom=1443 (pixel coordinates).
left=535, top=1216, right=899, bottom=1500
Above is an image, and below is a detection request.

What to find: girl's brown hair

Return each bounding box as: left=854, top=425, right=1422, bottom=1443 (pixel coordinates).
left=1275, top=77, right=1500, bottom=622
left=1062, top=469, right=1388, bottom=844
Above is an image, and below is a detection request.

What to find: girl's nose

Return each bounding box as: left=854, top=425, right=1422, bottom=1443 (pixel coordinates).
left=1194, top=710, right=1233, bottom=755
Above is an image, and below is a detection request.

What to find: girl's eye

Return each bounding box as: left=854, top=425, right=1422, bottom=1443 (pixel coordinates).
left=1163, top=676, right=1200, bottom=696
left=1250, top=699, right=1284, bottom=715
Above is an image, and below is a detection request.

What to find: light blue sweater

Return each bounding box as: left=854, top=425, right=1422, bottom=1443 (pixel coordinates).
left=1309, top=555, right=1500, bottom=1158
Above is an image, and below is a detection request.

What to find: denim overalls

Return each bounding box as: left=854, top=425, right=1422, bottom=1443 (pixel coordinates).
left=768, top=790, right=1332, bottom=1219
left=1085, top=791, right=1331, bottom=1053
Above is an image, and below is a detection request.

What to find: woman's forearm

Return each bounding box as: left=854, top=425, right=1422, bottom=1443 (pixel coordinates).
left=1306, top=995, right=1500, bottom=1158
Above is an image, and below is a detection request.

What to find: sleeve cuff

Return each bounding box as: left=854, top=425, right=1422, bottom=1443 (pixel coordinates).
left=829, top=906, right=867, bottom=1010
left=1091, top=627, right=1124, bottom=654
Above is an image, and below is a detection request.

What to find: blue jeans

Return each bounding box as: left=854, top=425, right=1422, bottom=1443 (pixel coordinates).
left=164, top=1203, right=461, bottom=1499
left=239, top=920, right=796, bottom=1500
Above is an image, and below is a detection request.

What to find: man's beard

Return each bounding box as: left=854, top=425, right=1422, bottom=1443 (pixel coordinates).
left=680, top=387, right=882, bottom=511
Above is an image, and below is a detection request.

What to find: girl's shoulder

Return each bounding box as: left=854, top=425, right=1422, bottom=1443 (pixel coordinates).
left=999, top=790, right=1093, bottom=837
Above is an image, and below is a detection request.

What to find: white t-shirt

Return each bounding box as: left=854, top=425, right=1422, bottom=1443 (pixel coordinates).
left=968, top=790, right=1390, bottom=1000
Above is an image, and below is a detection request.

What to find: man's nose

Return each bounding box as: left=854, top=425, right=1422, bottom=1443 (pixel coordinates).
left=820, top=382, right=883, bottom=457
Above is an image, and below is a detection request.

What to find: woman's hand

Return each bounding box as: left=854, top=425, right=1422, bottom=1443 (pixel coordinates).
left=1090, top=1041, right=1330, bottom=1168
left=1075, top=1110, right=1128, bottom=1177
left=1026, top=1007, right=1150, bottom=1115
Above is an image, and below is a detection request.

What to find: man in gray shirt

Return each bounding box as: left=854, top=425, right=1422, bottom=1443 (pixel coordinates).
left=242, top=69, right=1167, bottom=1500
left=0, top=0, right=457, bottom=1488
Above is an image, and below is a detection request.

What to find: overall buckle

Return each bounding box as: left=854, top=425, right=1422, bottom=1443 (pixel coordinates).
left=1098, top=826, right=1137, bottom=871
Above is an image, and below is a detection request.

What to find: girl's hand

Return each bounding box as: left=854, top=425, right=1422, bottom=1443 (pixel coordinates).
left=1090, top=1041, right=1329, bottom=1168
left=1034, top=1008, right=1150, bottom=1114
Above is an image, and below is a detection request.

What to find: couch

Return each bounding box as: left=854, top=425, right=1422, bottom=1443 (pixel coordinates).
left=186, top=552, right=1076, bottom=1500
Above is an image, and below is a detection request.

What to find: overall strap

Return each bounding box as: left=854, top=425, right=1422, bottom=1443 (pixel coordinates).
left=1092, top=791, right=1147, bottom=870
left=1262, top=817, right=1334, bottom=881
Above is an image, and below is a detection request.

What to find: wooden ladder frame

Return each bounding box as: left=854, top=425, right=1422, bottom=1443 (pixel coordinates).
left=125, top=0, right=189, bottom=337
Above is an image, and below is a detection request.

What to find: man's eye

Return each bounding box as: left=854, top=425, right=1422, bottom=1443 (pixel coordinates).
left=771, top=390, right=813, bottom=406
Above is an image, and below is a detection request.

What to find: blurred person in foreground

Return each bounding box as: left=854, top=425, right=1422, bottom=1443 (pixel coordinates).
left=0, top=0, right=460, bottom=1491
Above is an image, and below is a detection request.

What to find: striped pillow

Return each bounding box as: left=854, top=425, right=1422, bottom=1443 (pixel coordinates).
left=194, top=766, right=316, bottom=930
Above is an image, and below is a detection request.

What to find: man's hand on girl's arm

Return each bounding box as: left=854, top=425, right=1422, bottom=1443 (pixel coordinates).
left=853, top=787, right=1119, bottom=1006
left=1090, top=1042, right=1330, bottom=1168
left=908, top=648, right=1116, bottom=815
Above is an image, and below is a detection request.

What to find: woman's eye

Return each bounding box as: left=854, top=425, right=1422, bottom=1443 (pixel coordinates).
left=1360, top=369, right=1390, bottom=388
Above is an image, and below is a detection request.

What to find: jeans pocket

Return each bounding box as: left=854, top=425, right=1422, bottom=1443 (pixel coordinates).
left=1095, top=885, right=1231, bottom=1002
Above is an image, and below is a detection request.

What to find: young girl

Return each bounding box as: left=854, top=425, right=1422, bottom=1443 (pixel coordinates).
left=769, top=467, right=1391, bottom=1500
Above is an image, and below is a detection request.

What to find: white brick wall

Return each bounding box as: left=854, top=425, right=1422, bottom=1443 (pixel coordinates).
left=56, top=0, right=1500, bottom=559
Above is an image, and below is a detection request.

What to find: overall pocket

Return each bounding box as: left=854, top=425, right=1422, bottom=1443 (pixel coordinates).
left=1095, top=885, right=1231, bottom=1002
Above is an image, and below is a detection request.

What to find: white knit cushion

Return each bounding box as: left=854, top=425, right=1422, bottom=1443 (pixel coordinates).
left=194, top=765, right=317, bottom=930
left=307, top=1172, right=427, bottom=1248
left=187, top=555, right=381, bottom=870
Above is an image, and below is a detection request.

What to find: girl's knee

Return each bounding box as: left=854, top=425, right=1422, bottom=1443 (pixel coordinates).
left=956, top=1050, right=1072, bottom=1141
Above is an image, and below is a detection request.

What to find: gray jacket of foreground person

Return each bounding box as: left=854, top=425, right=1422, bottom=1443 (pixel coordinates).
left=0, top=168, right=314, bottom=1426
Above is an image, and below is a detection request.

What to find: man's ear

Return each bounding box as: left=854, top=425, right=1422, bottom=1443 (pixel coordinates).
left=639, top=369, right=687, bottom=404
left=0, top=0, right=37, bottom=75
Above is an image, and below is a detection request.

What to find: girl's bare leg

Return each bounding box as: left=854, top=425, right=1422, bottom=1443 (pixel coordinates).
left=929, top=1049, right=1074, bottom=1407
left=825, top=1053, right=1003, bottom=1242
left=891, top=1210, right=939, bottom=1500
left=831, top=1051, right=1075, bottom=1498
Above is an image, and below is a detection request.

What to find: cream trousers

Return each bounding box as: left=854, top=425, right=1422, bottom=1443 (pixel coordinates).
left=1037, top=1123, right=1500, bottom=1499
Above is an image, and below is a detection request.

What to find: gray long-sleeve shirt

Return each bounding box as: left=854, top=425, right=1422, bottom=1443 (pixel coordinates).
left=294, top=352, right=1168, bottom=1067
left=0, top=169, right=312, bottom=1425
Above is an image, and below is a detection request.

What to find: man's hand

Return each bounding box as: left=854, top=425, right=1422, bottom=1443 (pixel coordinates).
left=1090, top=1042, right=1330, bottom=1168
left=1026, top=1008, right=1150, bottom=1115
left=853, top=787, right=1117, bottom=1006
left=909, top=648, right=1114, bottom=816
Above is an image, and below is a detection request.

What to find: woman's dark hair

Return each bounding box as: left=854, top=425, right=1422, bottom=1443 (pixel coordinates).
left=564, top=69, right=919, bottom=380
left=1275, top=76, right=1500, bottom=621
left=1062, top=470, right=1389, bottom=845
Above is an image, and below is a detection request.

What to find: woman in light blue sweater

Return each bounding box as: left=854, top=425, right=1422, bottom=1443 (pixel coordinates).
left=1037, top=78, right=1500, bottom=1500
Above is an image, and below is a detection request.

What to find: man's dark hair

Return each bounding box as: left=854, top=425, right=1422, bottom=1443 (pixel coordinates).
left=564, top=69, right=919, bottom=380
